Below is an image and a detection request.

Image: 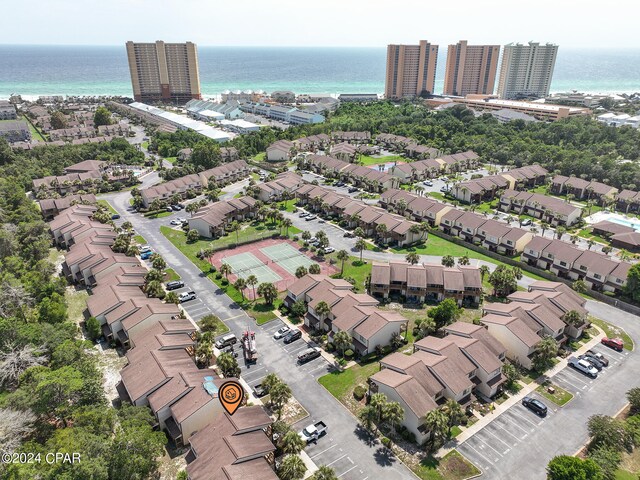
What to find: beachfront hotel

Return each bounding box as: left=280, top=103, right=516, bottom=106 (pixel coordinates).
left=497, top=42, right=558, bottom=99
left=443, top=41, right=500, bottom=96
left=125, top=41, right=202, bottom=104
left=385, top=40, right=439, bottom=100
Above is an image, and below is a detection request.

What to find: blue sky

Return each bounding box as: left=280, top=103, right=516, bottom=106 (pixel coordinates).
left=2, top=0, right=638, bottom=48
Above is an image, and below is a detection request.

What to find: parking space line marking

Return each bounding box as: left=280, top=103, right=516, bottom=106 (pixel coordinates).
left=460, top=442, right=493, bottom=466
left=337, top=465, right=357, bottom=478
left=482, top=428, right=511, bottom=453
left=562, top=369, right=591, bottom=384
left=310, top=444, right=337, bottom=459
left=472, top=434, right=503, bottom=458
left=326, top=454, right=348, bottom=467
left=505, top=409, right=538, bottom=429
left=247, top=373, right=268, bottom=383
left=553, top=373, right=584, bottom=391
left=493, top=421, right=522, bottom=443
left=497, top=415, right=529, bottom=435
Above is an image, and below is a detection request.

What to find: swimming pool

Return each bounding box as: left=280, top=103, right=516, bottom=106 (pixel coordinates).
left=599, top=214, right=640, bottom=232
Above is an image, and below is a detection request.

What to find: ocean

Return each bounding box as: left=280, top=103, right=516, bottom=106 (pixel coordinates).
left=1, top=45, right=640, bottom=98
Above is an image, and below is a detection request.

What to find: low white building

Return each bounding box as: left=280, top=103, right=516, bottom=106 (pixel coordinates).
left=597, top=112, right=640, bottom=128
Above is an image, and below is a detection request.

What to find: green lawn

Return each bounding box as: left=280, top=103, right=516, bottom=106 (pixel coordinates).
left=97, top=199, right=118, bottom=215
left=616, top=446, right=640, bottom=480
left=163, top=268, right=180, bottom=282
left=590, top=317, right=634, bottom=351
left=17, top=115, right=46, bottom=142
left=196, top=315, right=229, bottom=335
left=65, top=288, right=89, bottom=326
left=414, top=450, right=481, bottom=480
left=428, top=192, right=447, bottom=202
left=133, top=234, right=147, bottom=245
left=253, top=152, right=266, bottom=161
left=536, top=383, right=573, bottom=406
left=318, top=361, right=380, bottom=404
left=358, top=154, right=405, bottom=166
left=141, top=141, right=149, bottom=149
left=144, top=210, right=173, bottom=219
left=165, top=156, right=178, bottom=164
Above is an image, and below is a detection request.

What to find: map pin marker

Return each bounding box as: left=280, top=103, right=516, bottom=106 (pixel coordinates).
left=219, top=380, right=244, bottom=416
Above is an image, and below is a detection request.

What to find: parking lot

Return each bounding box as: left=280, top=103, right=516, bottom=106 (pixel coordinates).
left=304, top=435, right=371, bottom=480
left=456, top=343, right=631, bottom=479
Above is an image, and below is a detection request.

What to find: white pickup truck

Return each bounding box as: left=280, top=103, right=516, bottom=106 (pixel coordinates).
left=299, top=421, right=328, bottom=443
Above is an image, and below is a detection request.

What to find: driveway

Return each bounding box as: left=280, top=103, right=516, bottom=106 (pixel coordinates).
left=98, top=187, right=415, bottom=480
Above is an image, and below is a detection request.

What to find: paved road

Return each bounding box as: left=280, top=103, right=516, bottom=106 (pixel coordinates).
left=99, top=185, right=415, bottom=480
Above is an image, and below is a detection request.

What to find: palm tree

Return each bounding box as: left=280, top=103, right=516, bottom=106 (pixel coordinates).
left=229, top=221, right=241, bottom=246
left=257, top=282, right=278, bottom=306
left=369, top=392, right=388, bottom=427
left=234, top=277, right=247, bottom=301
left=423, top=408, right=449, bottom=450
left=375, top=223, right=388, bottom=243
left=355, top=238, right=367, bottom=262
left=458, top=255, right=470, bottom=266
left=336, top=250, right=349, bottom=275
left=333, top=330, right=352, bottom=358
left=442, top=399, right=465, bottom=436
left=540, top=221, right=550, bottom=236
left=354, top=226, right=365, bottom=238
left=280, top=431, right=305, bottom=455
left=563, top=310, right=583, bottom=327
left=406, top=252, right=420, bottom=265
left=219, top=262, right=232, bottom=280
left=358, top=405, right=377, bottom=432
left=441, top=255, right=455, bottom=267
left=384, top=401, right=405, bottom=435
left=479, top=264, right=490, bottom=281
left=587, top=239, right=595, bottom=250
left=246, top=274, right=258, bottom=300
left=277, top=454, right=307, bottom=480
left=310, top=466, right=338, bottom=480
left=282, top=218, right=293, bottom=237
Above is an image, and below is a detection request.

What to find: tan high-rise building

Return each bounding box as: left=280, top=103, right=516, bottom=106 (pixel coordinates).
left=385, top=40, right=439, bottom=100
left=126, top=41, right=202, bottom=104
left=497, top=42, right=558, bottom=100
left=443, top=41, right=500, bottom=96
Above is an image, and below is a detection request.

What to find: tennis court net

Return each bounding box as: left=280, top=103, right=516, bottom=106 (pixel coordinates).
left=260, top=245, right=303, bottom=263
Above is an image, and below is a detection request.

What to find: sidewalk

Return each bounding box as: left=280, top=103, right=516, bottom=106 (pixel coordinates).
left=437, top=327, right=605, bottom=457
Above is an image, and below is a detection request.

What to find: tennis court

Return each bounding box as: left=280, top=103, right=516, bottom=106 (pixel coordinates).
left=221, top=251, right=281, bottom=284
left=259, top=244, right=317, bottom=275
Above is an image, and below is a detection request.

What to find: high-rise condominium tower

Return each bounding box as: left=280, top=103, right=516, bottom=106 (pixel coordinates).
left=443, top=40, right=500, bottom=96
left=126, top=41, right=202, bottom=104
left=385, top=40, right=439, bottom=100
left=497, top=42, right=559, bottom=99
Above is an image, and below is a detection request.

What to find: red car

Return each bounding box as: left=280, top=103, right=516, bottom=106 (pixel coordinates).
left=601, top=337, right=624, bottom=352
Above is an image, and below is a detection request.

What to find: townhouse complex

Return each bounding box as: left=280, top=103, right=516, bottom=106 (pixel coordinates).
left=44, top=190, right=277, bottom=478
left=187, top=196, right=257, bottom=238
left=284, top=274, right=409, bottom=356
left=451, top=165, right=548, bottom=203
left=369, top=280, right=587, bottom=443
left=138, top=160, right=249, bottom=208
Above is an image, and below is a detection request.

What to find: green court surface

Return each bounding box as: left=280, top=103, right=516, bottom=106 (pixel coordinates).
left=222, top=252, right=281, bottom=283
left=260, top=244, right=316, bottom=275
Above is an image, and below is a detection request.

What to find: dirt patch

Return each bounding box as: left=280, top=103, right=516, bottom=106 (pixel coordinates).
left=158, top=447, right=188, bottom=480
left=264, top=394, right=309, bottom=426
left=89, top=343, right=128, bottom=403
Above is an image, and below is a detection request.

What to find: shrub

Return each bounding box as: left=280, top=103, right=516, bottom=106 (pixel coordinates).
left=292, top=235, right=299, bottom=241
left=381, top=437, right=392, bottom=449
left=326, top=342, right=335, bottom=352
left=221, top=279, right=229, bottom=286
left=344, top=349, right=354, bottom=359
left=353, top=385, right=367, bottom=401
left=329, top=257, right=337, bottom=265
left=215, top=273, right=222, bottom=280
left=210, top=265, right=217, bottom=273
left=85, top=316, right=101, bottom=340
left=400, top=429, right=417, bottom=443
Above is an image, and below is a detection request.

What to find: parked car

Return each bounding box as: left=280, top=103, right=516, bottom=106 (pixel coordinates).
left=299, top=211, right=309, bottom=218
left=343, top=232, right=355, bottom=238
left=298, top=347, right=322, bottom=364
left=568, top=357, right=598, bottom=378
left=178, top=291, right=196, bottom=303
left=305, top=215, right=317, bottom=221
left=139, top=245, right=152, bottom=253
left=273, top=326, right=291, bottom=339
left=335, top=182, right=344, bottom=187
left=299, top=421, right=328, bottom=443
left=165, top=206, right=173, bottom=212
left=522, top=397, right=547, bottom=416
left=578, top=354, right=603, bottom=371
left=324, top=247, right=335, bottom=254
left=440, top=186, right=450, bottom=193
left=140, top=251, right=153, bottom=260
left=423, top=180, right=433, bottom=186
left=521, top=219, right=532, bottom=226
left=177, top=217, right=187, bottom=224
left=215, top=333, right=238, bottom=349
left=308, top=239, right=319, bottom=246
left=601, top=337, right=624, bottom=352
left=170, top=219, right=182, bottom=226
left=283, top=329, right=302, bottom=344
left=253, top=384, right=268, bottom=398
left=165, top=280, right=185, bottom=291
left=586, top=350, right=609, bottom=366
left=171, top=205, right=181, bottom=211
left=348, top=187, right=358, bottom=193
left=439, top=177, right=448, bottom=181
left=111, top=214, right=121, bottom=220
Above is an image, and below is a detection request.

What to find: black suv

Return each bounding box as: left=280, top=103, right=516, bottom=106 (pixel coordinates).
left=283, top=329, right=302, bottom=344
left=166, top=280, right=185, bottom=290
left=522, top=396, right=547, bottom=416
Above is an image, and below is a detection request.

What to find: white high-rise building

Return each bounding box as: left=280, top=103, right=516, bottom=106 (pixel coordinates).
left=497, top=42, right=558, bottom=99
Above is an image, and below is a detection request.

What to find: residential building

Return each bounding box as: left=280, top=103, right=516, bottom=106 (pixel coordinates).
left=284, top=274, right=408, bottom=355
left=443, top=41, right=500, bottom=96
left=255, top=172, right=305, bottom=203
left=338, top=93, right=379, bottom=102
left=0, top=100, right=17, bottom=120
left=185, top=406, right=277, bottom=480
left=125, top=41, right=201, bottom=104
left=499, top=190, right=582, bottom=227
left=597, top=112, right=640, bottom=129
left=452, top=97, right=589, bottom=121
left=480, top=313, right=541, bottom=369
left=0, top=120, right=31, bottom=143
left=451, top=165, right=547, bottom=203
left=497, top=42, right=559, bottom=99
left=301, top=155, right=397, bottom=193
left=550, top=175, right=618, bottom=205
left=369, top=262, right=482, bottom=306
left=385, top=40, right=439, bottom=99
left=186, top=99, right=245, bottom=120
left=331, top=131, right=371, bottom=144
left=187, top=196, right=257, bottom=238
left=266, top=140, right=295, bottom=161
left=293, top=133, right=331, bottom=151
left=38, top=193, right=97, bottom=220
